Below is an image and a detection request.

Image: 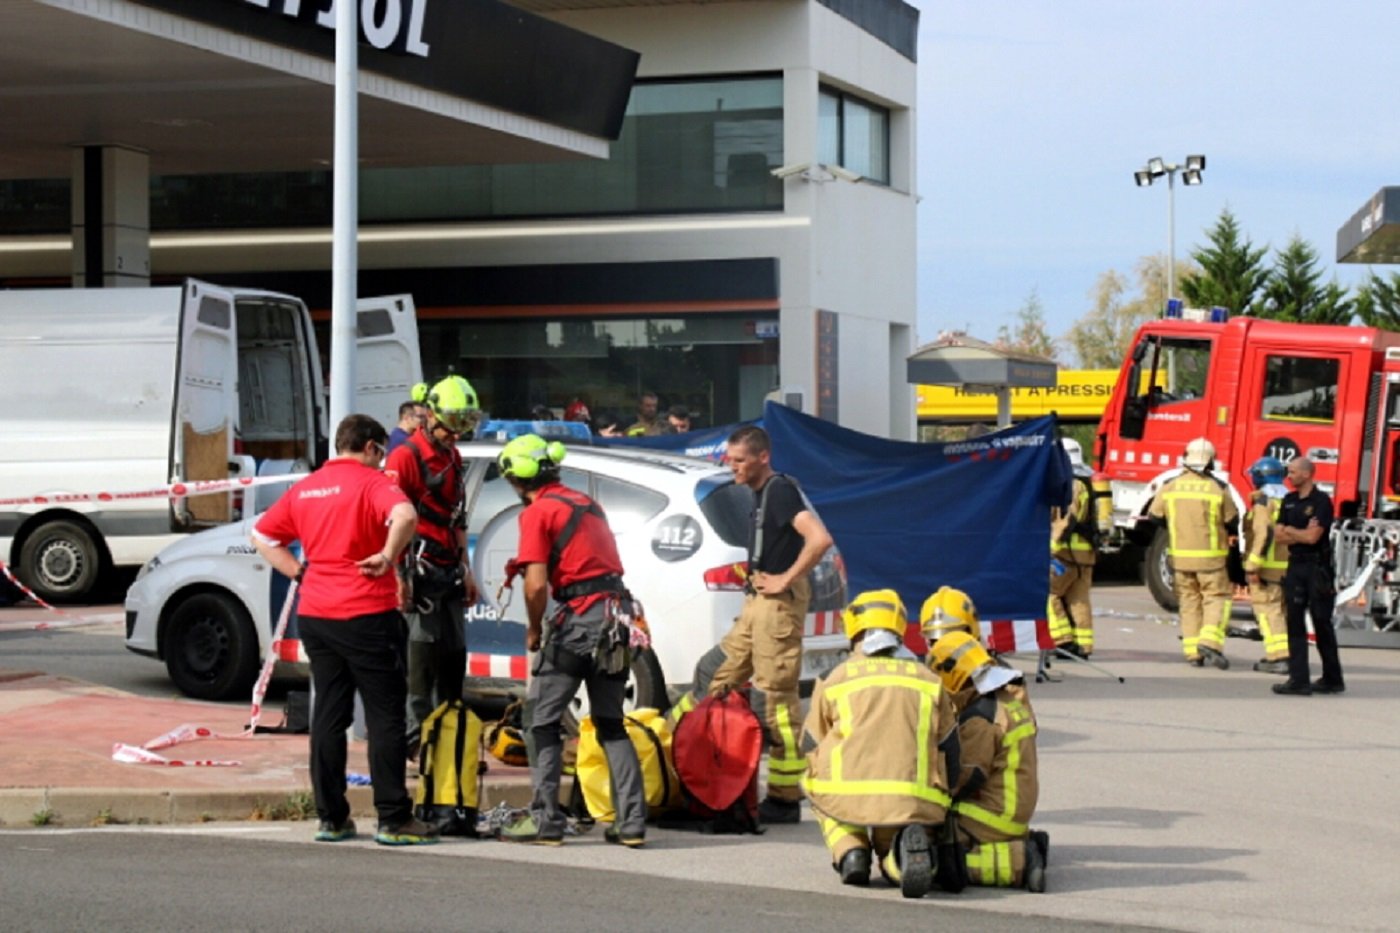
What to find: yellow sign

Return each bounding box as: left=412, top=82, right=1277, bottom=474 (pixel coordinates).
left=916, top=370, right=1118, bottom=422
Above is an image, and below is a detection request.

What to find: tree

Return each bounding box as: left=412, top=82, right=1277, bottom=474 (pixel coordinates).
left=1179, top=208, right=1269, bottom=315
left=1065, top=258, right=1161, bottom=368
left=1351, top=272, right=1400, bottom=330
left=1254, top=234, right=1354, bottom=325
left=995, top=289, right=1058, bottom=360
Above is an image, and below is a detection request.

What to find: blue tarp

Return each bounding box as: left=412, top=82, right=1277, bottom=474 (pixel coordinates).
left=763, top=404, right=1070, bottom=623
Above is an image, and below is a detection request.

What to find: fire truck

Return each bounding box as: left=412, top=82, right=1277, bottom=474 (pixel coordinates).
left=1093, top=302, right=1400, bottom=645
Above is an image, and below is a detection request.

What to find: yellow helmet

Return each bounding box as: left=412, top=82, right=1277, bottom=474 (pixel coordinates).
left=426, top=375, right=482, bottom=436
left=498, top=433, right=567, bottom=481
left=928, top=631, right=993, bottom=693
left=842, top=589, right=907, bottom=642
left=920, top=587, right=981, bottom=643
left=487, top=702, right=528, bottom=767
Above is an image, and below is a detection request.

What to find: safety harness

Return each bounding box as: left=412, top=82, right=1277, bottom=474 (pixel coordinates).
left=541, top=491, right=621, bottom=601
left=407, top=438, right=465, bottom=536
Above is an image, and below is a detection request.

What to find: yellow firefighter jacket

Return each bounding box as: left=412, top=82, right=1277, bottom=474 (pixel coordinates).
left=1148, top=471, right=1239, bottom=571
left=950, top=681, right=1039, bottom=843
left=801, top=654, right=957, bottom=827
left=1243, top=493, right=1289, bottom=583
left=1050, top=477, right=1096, bottom=567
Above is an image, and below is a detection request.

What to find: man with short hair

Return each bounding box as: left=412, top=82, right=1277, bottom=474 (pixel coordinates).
left=1272, top=457, right=1346, bottom=696
left=666, top=404, right=692, bottom=434
left=387, top=400, right=428, bottom=454
left=624, top=391, right=665, bottom=437
left=670, top=425, right=834, bottom=824
left=252, top=414, right=437, bottom=846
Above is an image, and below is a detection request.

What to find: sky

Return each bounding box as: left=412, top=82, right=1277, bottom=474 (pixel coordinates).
left=912, top=1, right=1400, bottom=360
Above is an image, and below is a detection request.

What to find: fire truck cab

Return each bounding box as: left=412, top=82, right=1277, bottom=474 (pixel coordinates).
left=1095, top=304, right=1400, bottom=622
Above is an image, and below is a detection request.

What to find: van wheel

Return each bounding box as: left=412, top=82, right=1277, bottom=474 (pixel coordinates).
left=18, top=520, right=104, bottom=602
left=164, top=592, right=260, bottom=701
left=1144, top=527, right=1179, bottom=612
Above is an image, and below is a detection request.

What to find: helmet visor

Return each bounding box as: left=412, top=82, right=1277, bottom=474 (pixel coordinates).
left=436, top=407, right=483, bottom=436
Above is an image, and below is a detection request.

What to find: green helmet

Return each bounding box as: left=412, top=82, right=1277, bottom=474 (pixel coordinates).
left=498, top=433, right=567, bottom=481
left=426, top=376, right=481, bottom=436
left=410, top=382, right=429, bottom=404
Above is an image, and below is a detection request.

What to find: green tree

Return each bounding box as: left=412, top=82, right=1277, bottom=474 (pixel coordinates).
left=995, top=289, right=1058, bottom=360
left=1179, top=208, right=1269, bottom=315
left=1066, top=258, right=1161, bottom=367
left=1255, top=235, right=1354, bottom=324
left=1353, top=272, right=1400, bottom=330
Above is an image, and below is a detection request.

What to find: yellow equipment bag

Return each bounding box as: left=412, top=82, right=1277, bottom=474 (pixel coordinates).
left=575, top=708, right=683, bottom=822
left=414, top=699, right=485, bottom=836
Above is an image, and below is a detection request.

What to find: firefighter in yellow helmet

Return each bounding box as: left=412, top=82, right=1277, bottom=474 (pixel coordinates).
left=928, top=631, right=1047, bottom=893
left=1147, top=437, right=1239, bottom=669
left=920, top=586, right=982, bottom=645
left=1048, top=439, right=1097, bottom=657
left=801, top=589, right=960, bottom=899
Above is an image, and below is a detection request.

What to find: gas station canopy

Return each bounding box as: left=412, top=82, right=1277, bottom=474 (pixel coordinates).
left=906, top=333, right=1058, bottom=428
left=1338, top=187, right=1400, bottom=264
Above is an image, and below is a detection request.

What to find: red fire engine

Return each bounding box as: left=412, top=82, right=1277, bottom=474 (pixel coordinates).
left=1094, top=302, right=1400, bottom=645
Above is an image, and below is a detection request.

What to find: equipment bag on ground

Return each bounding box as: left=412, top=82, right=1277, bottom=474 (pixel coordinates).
left=665, top=691, right=765, bottom=834
left=414, top=699, right=485, bottom=836
left=576, top=707, right=683, bottom=822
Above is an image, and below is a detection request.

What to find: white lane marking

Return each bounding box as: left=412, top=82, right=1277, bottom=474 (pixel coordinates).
left=0, top=826, right=292, bottom=836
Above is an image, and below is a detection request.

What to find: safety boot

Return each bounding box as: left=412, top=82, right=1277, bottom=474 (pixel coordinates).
left=1253, top=659, right=1289, bottom=675
left=1025, top=830, right=1049, bottom=893
left=758, top=797, right=801, bottom=824
left=888, top=825, right=934, bottom=899
left=1199, top=645, right=1230, bottom=670
left=836, top=848, right=871, bottom=886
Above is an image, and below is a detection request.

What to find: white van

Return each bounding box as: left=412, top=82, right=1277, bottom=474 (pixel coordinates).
left=0, top=279, right=420, bottom=601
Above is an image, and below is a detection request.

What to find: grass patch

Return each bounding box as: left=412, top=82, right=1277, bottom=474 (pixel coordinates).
left=91, top=808, right=124, bottom=827
left=250, top=791, right=316, bottom=822
left=31, top=808, right=56, bottom=827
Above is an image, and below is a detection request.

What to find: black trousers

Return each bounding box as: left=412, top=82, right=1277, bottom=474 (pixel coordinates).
left=299, top=611, right=413, bottom=827
left=1282, top=560, right=1344, bottom=688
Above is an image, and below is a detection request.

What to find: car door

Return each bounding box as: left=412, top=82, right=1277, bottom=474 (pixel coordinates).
left=172, top=279, right=238, bottom=528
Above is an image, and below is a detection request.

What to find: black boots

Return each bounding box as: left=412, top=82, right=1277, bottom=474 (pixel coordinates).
left=837, top=848, right=871, bottom=886
left=1025, top=830, right=1050, bottom=893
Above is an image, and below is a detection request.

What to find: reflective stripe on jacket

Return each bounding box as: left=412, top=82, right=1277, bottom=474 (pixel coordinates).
left=1050, top=477, right=1096, bottom=566
left=1244, top=496, right=1289, bottom=580
left=951, top=682, right=1039, bottom=842
left=801, top=654, right=957, bottom=827
left=1148, top=472, right=1238, bottom=571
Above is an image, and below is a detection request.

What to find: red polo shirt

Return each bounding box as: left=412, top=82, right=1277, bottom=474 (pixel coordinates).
left=516, top=483, right=624, bottom=610
left=384, top=427, right=464, bottom=562
left=254, top=459, right=408, bottom=619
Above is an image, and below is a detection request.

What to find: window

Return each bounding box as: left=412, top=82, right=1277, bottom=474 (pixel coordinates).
left=593, top=475, right=667, bottom=533
left=1136, top=337, right=1211, bottom=403
left=467, top=463, right=588, bottom=539
left=1261, top=356, right=1339, bottom=423
left=817, top=87, right=890, bottom=185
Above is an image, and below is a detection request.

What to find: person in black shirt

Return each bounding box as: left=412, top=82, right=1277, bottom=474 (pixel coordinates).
left=1271, top=457, right=1345, bottom=696
left=667, top=425, right=833, bottom=824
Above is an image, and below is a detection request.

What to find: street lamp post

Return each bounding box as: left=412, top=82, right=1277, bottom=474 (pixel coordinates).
left=1134, top=155, right=1206, bottom=303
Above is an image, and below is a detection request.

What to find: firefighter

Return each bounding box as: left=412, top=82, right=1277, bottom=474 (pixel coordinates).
left=802, top=589, right=959, bottom=899
left=1048, top=439, right=1096, bottom=658
left=928, top=631, right=1048, bottom=893
left=385, top=375, right=483, bottom=748
left=1148, top=437, right=1239, bottom=669
left=1244, top=457, right=1291, bottom=674
left=920, top=586, right=981, bottom=645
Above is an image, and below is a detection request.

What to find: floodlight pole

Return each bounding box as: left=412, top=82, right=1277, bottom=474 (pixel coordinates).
left=1165, top=168, right=1176, bottom=303
left=1136, top=156, right=1204, bottom=306
left=328, top=0, right=359, bottom=434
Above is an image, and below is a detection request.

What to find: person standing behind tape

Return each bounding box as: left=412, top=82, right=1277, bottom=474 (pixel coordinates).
left=1047, top=439, right=1096, bottom=658
left=670, top=424, right=834, bottom=824
left=494, top=434, right=646, bottom=847
left=384, top=375, right=483, bottom=750
left=1148, top=437, right=1239, bottom=670
left=251, top=414, right=438, bottom=846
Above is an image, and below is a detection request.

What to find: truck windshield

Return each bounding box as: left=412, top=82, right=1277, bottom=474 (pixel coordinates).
left=1137, top=337, right=1212, bottom=405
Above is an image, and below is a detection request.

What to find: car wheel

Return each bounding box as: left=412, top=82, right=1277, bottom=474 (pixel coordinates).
left=1144, top=526, right=1179, bottom=612
left=164, top=592, right=260, bottom=701
left=18, top=519, right=104, bottom=603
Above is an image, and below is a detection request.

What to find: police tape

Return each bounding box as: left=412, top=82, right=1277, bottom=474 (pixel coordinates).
left=110, top=581, right=298, bottom=767
left=0, top=561, right=115, bottom=632
left=0, top=471, right=302, bottom=509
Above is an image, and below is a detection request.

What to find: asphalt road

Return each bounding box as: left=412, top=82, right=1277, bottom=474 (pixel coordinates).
left=0, top=828, right=1157, bottom=933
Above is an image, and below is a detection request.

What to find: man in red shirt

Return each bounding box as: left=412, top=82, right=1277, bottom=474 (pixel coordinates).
left=253, top=414, right=437, bottom=845
left=494, top=434, right=646, bottom=847
left=384, top=375, right=482, bottom=747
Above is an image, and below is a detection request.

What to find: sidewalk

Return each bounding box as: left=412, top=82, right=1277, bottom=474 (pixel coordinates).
left=0, top=668, right=534, bottom=827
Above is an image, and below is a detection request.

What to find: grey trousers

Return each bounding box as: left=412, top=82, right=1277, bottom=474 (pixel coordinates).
left=526, top=604, right=646, bottom=837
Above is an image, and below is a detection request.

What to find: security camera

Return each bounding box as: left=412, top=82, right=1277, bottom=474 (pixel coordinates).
left=826, top=164, right=864, bottom=183
left=770, top=162, right=812, bottom=179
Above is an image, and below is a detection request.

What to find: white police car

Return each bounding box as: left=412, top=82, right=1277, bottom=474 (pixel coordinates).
left=125, top=436, right=847, bottom=705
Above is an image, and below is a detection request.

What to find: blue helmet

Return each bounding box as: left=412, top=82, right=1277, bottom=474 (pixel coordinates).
left=1247, top=456, right=1286, bottom=489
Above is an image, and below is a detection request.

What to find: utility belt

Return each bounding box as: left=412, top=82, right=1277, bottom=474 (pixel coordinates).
left=538, top=582, right=649, bottom=680
left=552, top=573, right=625, bottom=603
left=408, top=537, right=465, bottom=609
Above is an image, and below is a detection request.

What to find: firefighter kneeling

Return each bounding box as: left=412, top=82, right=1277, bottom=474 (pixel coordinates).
left=801, top=590, right=959, bottom=899
left=928, top=631, right=1049, bottom=893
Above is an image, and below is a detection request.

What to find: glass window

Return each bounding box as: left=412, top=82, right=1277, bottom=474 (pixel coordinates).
left=594, top=475, right=668, bottom=534
left=1136, top=337, right=1211, bottom=404
left=467, top=463, right=588, bottom=539
left=817, top=86, right=891, bottom=185
left=1261, top=356, right=1339, bottom=423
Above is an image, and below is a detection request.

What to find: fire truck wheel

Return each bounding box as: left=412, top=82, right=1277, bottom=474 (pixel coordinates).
left=1144, top=526, right=1179, bottom=612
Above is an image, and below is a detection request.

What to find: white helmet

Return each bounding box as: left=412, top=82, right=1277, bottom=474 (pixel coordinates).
left=1183, top=437, right=1216, bottom=470
left=1060, top=438, right=1084, bottom=469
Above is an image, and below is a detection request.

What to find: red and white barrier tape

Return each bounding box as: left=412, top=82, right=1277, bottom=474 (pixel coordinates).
left=109, top=581, right=299, bottom=767
left=0, top=471, right=301, bottom=510
left=0, top=561, right=112, bottom=631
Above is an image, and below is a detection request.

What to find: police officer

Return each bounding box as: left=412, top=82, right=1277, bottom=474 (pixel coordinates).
left=1243, top=457, right=1291, bottom=674
left=802, top=590, right=958, bottom=899
left=1048, top=439, right=1096, bottom=658
left=385, top=375, right=483, bottom=747
left=1272, top=456, right=1346, bottom=696
left=669, top=425, right=834, bottom=824
left=1148, top=438, right=1239, bottom=669
left=495, top=434, right=646, bottom=846
left=928, top=631, right=1048, bottom=893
